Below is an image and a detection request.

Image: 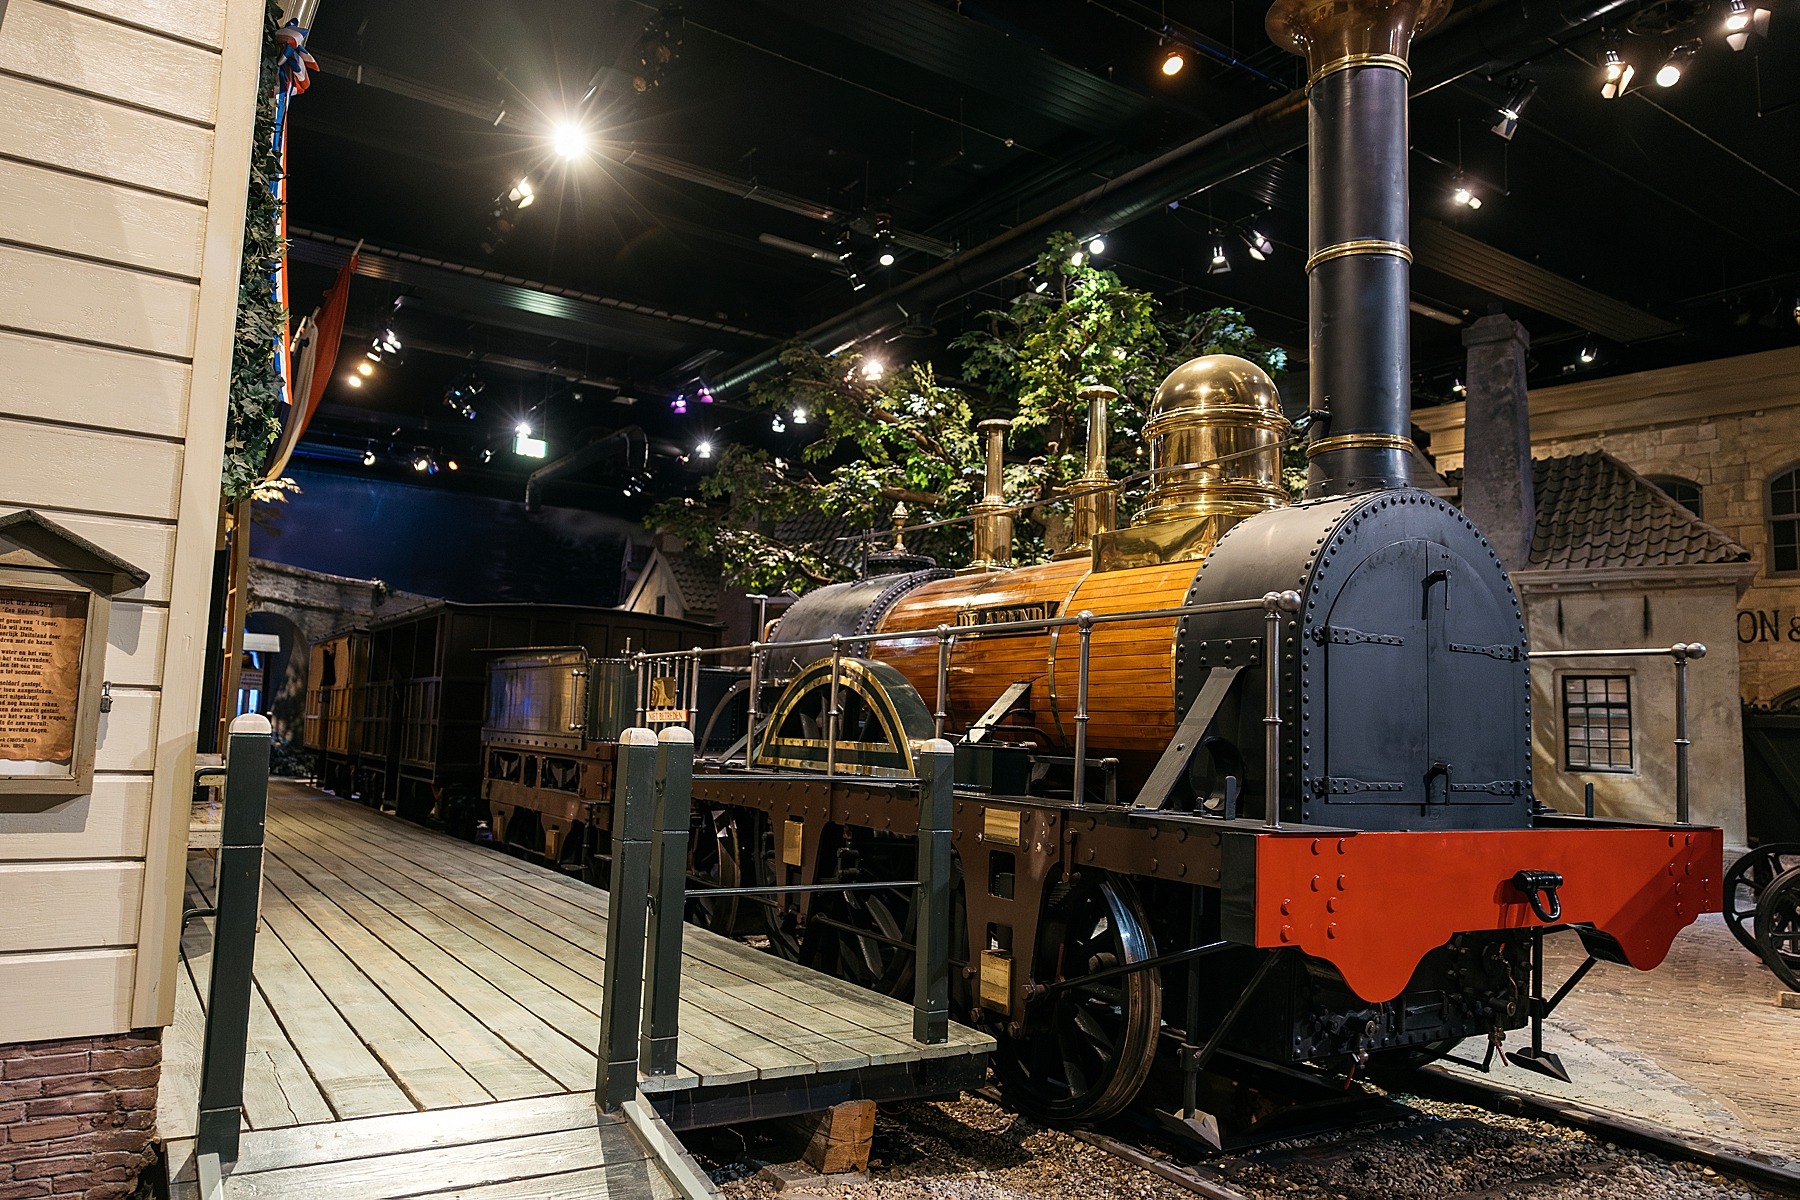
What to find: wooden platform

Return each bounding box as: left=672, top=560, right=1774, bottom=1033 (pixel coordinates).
left=158, top=782, right=991, bottom=1196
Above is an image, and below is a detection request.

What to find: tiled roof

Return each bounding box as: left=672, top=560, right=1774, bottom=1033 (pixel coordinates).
left=665, top=550, right=723, bottom=616
left=1451, top=451, right=1750, bottom=570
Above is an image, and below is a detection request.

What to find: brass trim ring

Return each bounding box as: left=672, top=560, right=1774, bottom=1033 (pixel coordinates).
left=1306, top=432, right=1417, bottom=458
left=1308, top=52, right=1411, bottom=90
left=1304, top=239, right=1413, bottom=274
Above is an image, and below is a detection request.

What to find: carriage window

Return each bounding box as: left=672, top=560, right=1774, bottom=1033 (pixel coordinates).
left=1770, top=466, right=1800, bottom=575
left=1647, top=475, right=1702, bottom=519
left=1563, top=675, right=1633, bottom=772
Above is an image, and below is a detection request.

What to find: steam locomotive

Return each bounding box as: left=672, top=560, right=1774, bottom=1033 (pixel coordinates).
left=422, top=0, right=1722, bottom=1136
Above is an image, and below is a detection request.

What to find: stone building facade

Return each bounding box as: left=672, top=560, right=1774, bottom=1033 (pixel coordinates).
left=1417, top=345, right=1800, bottom=710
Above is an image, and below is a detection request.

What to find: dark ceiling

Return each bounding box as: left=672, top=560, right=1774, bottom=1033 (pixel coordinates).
left=284, top=0, right=1800, bottom=514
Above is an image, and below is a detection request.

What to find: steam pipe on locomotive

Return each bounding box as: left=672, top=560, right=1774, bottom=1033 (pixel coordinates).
left=477, top=0, right=1723, bottom=1136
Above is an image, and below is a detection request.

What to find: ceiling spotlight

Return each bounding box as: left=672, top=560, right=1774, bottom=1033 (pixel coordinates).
left=554, top=122, right=588, bottom=160
left=365, top=348, right=382, bottom=364
left=1451, top=378, right=1467, bottom=397
left=412, top=454, right=430, bottom=472
left=362, top=448, right=376, bottom=466
left=1159, top=41, right=1187, bottom=76
left=1725, top=0, right=1770, bottom=49
left=696, top=440, right=714, bottom=459
left=878, top=250, right=896, bottom=267
left=379, top=329, right=401, bottom=354
left=515, top=421, right=532, bottom=436
left=356, top=361, right=373, bottom=377
left=508, top=178, right=535, bottom=209
left=1657, top=39, right=1700, bottom=87
left=1208, top=242, right=1230, bottom=274
left=792, top=405, right=808, bottom=425
left=1491, top=77, right=1537, bottom=140
left=1087, top=236, right=1106, bottom=255
left=447, top=459, right=459, bottom=471
left=771, top=415, right=786, bottom=433
left=1451, top=179, right=1483, bottom=210
left=346, top=374, right=364, bottom=389
left=1578, top=337, right=1599, bottom=365
left=1244, top=229, right=1273, bottom=261
left=1601, top=46, right=1634, bottom=98
left=860, top=357, right=886, bottom=381
left=1069, top=250, right=1086, bottom=267
left=671, top=395, right=688, bottom=415
left=481, top=448, right=494, bottom=464
left=1033, top=280, right=1049, bottom=294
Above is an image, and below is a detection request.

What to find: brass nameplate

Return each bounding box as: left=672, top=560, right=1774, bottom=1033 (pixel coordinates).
left=982, top=806, right=1022, bottom=846
left=782, top=816, right=805, bottom=867
left=648, top=675, right=680, bottom=708
left=979, top=950, right=1013, bottom=1014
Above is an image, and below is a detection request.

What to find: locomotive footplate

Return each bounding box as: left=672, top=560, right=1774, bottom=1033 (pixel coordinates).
left=692, top=769, right=1721, bottom=1029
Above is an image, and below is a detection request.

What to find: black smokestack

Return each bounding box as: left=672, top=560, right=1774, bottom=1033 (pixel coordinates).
left=1267, top=0, right=1448, bottom=497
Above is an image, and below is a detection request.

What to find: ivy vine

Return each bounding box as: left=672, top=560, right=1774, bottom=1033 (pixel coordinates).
left=221, top=1, right=289, bottom=503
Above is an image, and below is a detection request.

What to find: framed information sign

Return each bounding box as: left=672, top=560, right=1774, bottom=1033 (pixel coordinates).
left=0, top=511, right=148, bottom=802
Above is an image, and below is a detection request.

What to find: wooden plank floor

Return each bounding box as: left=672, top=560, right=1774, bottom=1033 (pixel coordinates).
left=157, top=781, right=991, bottom=1195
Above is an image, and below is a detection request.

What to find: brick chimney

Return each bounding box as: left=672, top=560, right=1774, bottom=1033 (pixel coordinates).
left=1460, top=311, right=1535, bottom=571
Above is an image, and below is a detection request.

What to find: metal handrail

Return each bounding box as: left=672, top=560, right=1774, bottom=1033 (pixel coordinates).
left=1527, top=642, right=1706, bottom=825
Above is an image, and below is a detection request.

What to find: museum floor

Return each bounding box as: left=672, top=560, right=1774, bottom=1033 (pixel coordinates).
left=1444, top=912, right=1800, bottom=1170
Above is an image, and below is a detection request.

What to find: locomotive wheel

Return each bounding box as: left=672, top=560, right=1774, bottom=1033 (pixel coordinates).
left=808, top=857, right=967, bottom=1000
left=748, top=812, right=804, bottom=960
left=686, top=812, right=747, bottom=934
left=996, top=873, right=1161, bottom=1126
left=1753, top=864, right=1800, bottom=991
left=1724, top=843, right=1800, bottom=956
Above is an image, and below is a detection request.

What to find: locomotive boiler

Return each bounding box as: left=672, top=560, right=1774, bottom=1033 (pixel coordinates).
left=472, top=0, right=1723, bottom=1136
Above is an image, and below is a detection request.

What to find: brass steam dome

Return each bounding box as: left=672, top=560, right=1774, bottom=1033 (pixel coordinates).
left=1139, top=354, right=1291, bottom=525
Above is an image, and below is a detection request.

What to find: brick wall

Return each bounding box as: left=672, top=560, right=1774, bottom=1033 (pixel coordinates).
left=0, top=1032, right=160, bottom=1199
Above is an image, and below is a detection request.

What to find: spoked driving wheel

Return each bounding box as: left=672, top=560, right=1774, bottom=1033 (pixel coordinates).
left=686, top=810, right=747, bottom=934
left=1724, top=843, right=1800, bottom=955
left=1754, top=864, right=1800, bottom=991
left=996, top=872, right=1162, bottom=1126
left=805, top=855, right=967, bottom=1000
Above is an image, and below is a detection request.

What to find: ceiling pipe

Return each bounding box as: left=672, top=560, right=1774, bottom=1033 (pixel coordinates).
left=525, top=427, right=647, bottom=512
left=709, top=0, right=1654, bottom=396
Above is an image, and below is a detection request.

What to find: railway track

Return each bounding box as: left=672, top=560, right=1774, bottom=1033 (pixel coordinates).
left=1062, top=1070, right=1800, bottom=1200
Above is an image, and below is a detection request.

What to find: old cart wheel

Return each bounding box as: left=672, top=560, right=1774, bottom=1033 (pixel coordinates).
left=1724, top=844, right=1800, bottom=956
left=1753, top=864, right=1800, bottom=992
left=996, top=873, right=1162, bottom=1126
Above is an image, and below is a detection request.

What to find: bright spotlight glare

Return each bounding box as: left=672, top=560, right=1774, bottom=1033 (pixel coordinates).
left=792, top=406, right=808, bottom=425
left=515, top=421, right=532, bottom=436
left=1656, top=62, right=1681, bottom=86
left=878, top=251, right=896, bottom=267
left=696, top=440, right=714, bottom=459
left=861, top=358, right=885, bottom=381
left=1087, top=237, right=1106, bottom=255
left=356, top=361, right=373, bottom=376
left=1160, top=47, right=1186, bottom=76
left=346, top=374, right=364, bottom=389
left=554, top=122, right=588, bottom=159
left=361, top=449, right=376, bottom=466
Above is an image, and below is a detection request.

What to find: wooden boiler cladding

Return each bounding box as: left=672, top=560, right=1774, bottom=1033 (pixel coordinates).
left=872, top=555, right=1202, bottom=767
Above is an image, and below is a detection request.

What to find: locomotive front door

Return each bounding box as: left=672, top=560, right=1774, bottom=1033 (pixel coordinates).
left=1317, top=538, right=1529, bottom=829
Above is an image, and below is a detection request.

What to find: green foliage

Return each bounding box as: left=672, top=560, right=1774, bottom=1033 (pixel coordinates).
left=222, top=1, right=289, bottom=504
left=660, top=232, right=1294, bottom=593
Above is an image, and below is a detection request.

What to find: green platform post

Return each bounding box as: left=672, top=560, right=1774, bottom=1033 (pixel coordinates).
left=596, top=728, right=657, bottom=1111
left=913, top=738, right=955, bottom=1045
left=641, top=727, right=693, bottom=1076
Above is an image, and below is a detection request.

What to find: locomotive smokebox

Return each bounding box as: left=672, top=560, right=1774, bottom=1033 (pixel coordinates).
left=1267, top=0, right=1450, bottom=497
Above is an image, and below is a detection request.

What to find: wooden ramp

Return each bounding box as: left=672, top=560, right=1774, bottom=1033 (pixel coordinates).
left=159, top=782, right=992, bottom=1195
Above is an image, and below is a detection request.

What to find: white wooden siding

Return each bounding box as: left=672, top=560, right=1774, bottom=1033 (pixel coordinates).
left=0, top=0, right=261, bottom=1041
left=0, top=861, right=145, bottom=952
left=0, top=0, right=223, bottom=123
left=0, top=949, right=137, bottom=1041
left=0, top=159, right=207, bottom=279
left=0, top=74, right=215, bottom=200
left=0, top=244, right=200, bottom=359
left=0, top=777, right=152, bottom=861
left=48, top=0, right=227, bottom=50
left=0, top=330, right=194, bottom=440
